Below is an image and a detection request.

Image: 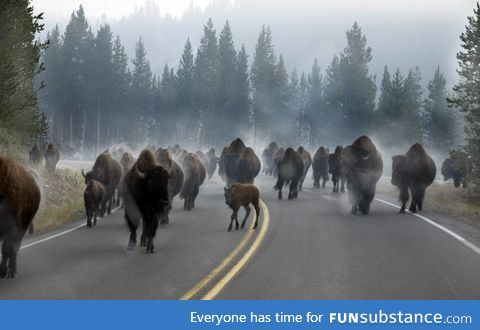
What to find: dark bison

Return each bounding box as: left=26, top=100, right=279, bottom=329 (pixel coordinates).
left=84, top=180, right=105, bottom=228
left=155, top=148, right=184, bottom=223
left=274, top=147, right=304, bottom=200
left=329, top=146, right=346, bottom=193
left=44, top=143, right=60, bottom=173
left=312, top=146, right=329, bottom=189
left=180, top=153, right=206, bottom=211
left=205, top=148, right=218, bottom=179
left=342, top=136, right=383, bottom=215
left=224, top=183, right=260, bottom=232
left=392, top=143, right=436, bottom=214
left=441, top=150, right=470, bottom=188
left=29, top=144, right=42, bottom=166
left=261, top=142, right=279, bottom=176
left=272, top=147, right=285, bottom=177
left=224, top=139, right=261, bottom=186
left=297, top=146, right=312, bottom=191
left=83, top=152, right=122, bottom=216
left=0, top=157, right=41, bottom=278
left=124, top=149, right=170, bottom=253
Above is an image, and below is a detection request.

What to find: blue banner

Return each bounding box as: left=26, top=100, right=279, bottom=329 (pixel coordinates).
left=1, top=300, right=476, bottom=329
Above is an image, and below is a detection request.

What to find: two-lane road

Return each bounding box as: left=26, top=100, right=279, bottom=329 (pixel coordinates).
left=1, top=174, right=480, bottom=299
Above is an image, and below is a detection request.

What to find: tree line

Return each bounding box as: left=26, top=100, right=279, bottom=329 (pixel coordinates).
left=37, top=5, right=461, bottom=158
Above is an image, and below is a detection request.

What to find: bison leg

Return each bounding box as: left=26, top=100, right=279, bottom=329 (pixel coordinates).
left=144, top=218, right=158, bottom=254
left=0, top=232, right=23, bottom=279
left=125, top=213, right=139, bottom=250
left=275, top=178, right=284, bottom=200
left=241, top=205, right=251, bottom=229
left=332, top=176, right=338, bottom=193
left=93, top=207, right=98, bottom=226
left=252, top=200, right=260, bottom=229
left=398, top=186, right=409, bottom=214
left=340, top=179, right=346, bottom=193
left=28, top=224, right=34, bottom=235
left=359, top=202, right=370, bottom=215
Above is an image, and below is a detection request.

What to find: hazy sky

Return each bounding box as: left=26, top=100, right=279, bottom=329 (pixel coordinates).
left=31, top=0, right=479, bottom=87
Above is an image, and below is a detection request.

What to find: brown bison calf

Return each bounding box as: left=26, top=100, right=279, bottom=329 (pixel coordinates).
left=84, top=180, right=105, bottom=228
left=224, top=183, right=260, bottom=232
left=0, top=157, right=41, bottom=278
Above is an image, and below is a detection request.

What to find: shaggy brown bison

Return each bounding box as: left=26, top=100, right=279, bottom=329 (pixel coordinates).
left=155, top=148, right=184, bottom=223
left=223, top=139, right=261, bottom=186
left=312, top=146, right=329, bottom=189
left=261, top=142, right=279, bottom=176
left=441, top=150, right=470, bottom=188
left=29, top=144, right=42, bottom=166
left=329, top=146, right=345, bottom=193
left=44, top=143, right=60, bottom=173
left=297, top=146, right=312, bottom=191
left=83, top=152, right=122, bottom=216
left=274, top=147, right=304, bottom=200
left=180, top=153, right=206, bottom=211
left=224, top=183, right=260, bottom=232
left=0, top=157, right=41, bottom=278
left=392, top=143, right=436, bottom=214
left=84, top=180, right=105, bottom=228
left=343, top=136, right=383, bottom=215
left=206, top=148, right=218, bottom=179
left=124, top=150, right=170, bottom=253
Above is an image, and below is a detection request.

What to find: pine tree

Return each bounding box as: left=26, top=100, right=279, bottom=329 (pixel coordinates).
left=216, top=21, right=237, bottom=143
left=176, top=38, right=195, bottom=142
left=0, top=0, right=48, bottom=154
left=307, top=58, right=323, bottom=146
left=323, top=55, right=343, bottom=146
left=251, top=25, right=276, bottom=144
left=273, top=54, right=290, bottom=144
left=111, top=35, right=131, bottom=143
left=338, top=22, right=376, bottom=141
left=402, top=66, right=423, bottom=143
left=131, top=37, right=153, bottom=146
left=234, top=44, right=251, bottom=141
left=194, top=18, right=219, bottom=147
left=448, top=3, right=480, bottom=190
left=425, top=66, right=456, bottom=153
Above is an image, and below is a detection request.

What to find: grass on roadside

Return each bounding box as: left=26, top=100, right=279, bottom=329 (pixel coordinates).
left=377, top=178, right=480, bottom=224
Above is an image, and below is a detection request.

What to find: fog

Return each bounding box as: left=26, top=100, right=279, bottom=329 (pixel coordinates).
left=33, top=0, right=476, bottom=85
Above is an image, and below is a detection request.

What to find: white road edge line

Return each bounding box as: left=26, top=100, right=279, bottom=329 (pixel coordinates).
left=374, top=197, right=480, bottom=256
left=20, top=206, right=122, bottom=250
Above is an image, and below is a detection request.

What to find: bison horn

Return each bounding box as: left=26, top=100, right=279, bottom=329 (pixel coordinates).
left=135, top=164, right=146, bottom=179
left=81, top=169, right=86, bottom=178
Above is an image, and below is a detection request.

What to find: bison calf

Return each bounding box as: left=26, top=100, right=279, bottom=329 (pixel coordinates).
left=84, top=180, right=105, bottom=228
left=224, top=183, right=260, bottom=232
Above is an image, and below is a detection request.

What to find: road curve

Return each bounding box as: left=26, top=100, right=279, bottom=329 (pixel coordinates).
left=1, top=174, right=480, bottom=299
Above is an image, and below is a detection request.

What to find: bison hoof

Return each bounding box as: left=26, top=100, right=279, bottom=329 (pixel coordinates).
left=127, top=242, right=136, bottom=250
left=146, top=242, right=155, bottom=254
left=6, top=270, right=15, bottom=279
left=87, top=220, right=92, bottom=228
left=0, top=267, right=6, bottom=278
left=351, top=206, right=358, bottom=215
left=227, top=225, right=232, bottom=232
left=399, top=208, right=406, bottom=214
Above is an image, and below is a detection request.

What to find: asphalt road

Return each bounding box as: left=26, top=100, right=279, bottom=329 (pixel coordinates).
left=1, top=174, right=480, bottom=299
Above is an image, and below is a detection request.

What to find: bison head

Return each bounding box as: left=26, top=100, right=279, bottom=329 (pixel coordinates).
left=135, top=164, right=170, bottom=215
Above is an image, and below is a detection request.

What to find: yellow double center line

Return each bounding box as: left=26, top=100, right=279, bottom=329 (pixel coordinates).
left=180, top=199, right=270, bottom=300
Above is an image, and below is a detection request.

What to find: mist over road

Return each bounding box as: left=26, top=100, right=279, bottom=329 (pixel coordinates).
left=1, top=174, right=479, bottom=299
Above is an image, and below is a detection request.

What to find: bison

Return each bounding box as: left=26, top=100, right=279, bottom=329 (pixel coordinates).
left=84, top=180, right=105, bottom=228
left=342, top=136, right=383, bottom=215
left=123, top=149, right=170, bottom=253
left=297, top=146, right=312, bottom=191
left=261, top=142, right=279, bottom=176
left=392, top=143, right=436, bottom=214
left=329, top=146, right=346, bottom=193
left=82, top=152, right=122, bottom=216
left=441, top=150, right=470, bottom=188
left=155, top=148, right=184, bottom=223
left=180, top=153, right=206, bottom=211
left=0, top=157, right=41, bottom=278
left=44, top=143, right=60, bottom=173
left=224, top=183, right=260, bottom=232
left=224, top=139, right=261, bottom=186
left=29, top=144, right=42, bottom=166
left=205, top=148, right=218, bottom=179
left=312, top=146, right=329, bottom=189
left=218, top=146, right=228, bottom=181
left=274, top=147, right=304, bottom=200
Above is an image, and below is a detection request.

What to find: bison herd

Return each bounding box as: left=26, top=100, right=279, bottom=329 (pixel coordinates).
left=0, top=135, right=473, bottom=278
